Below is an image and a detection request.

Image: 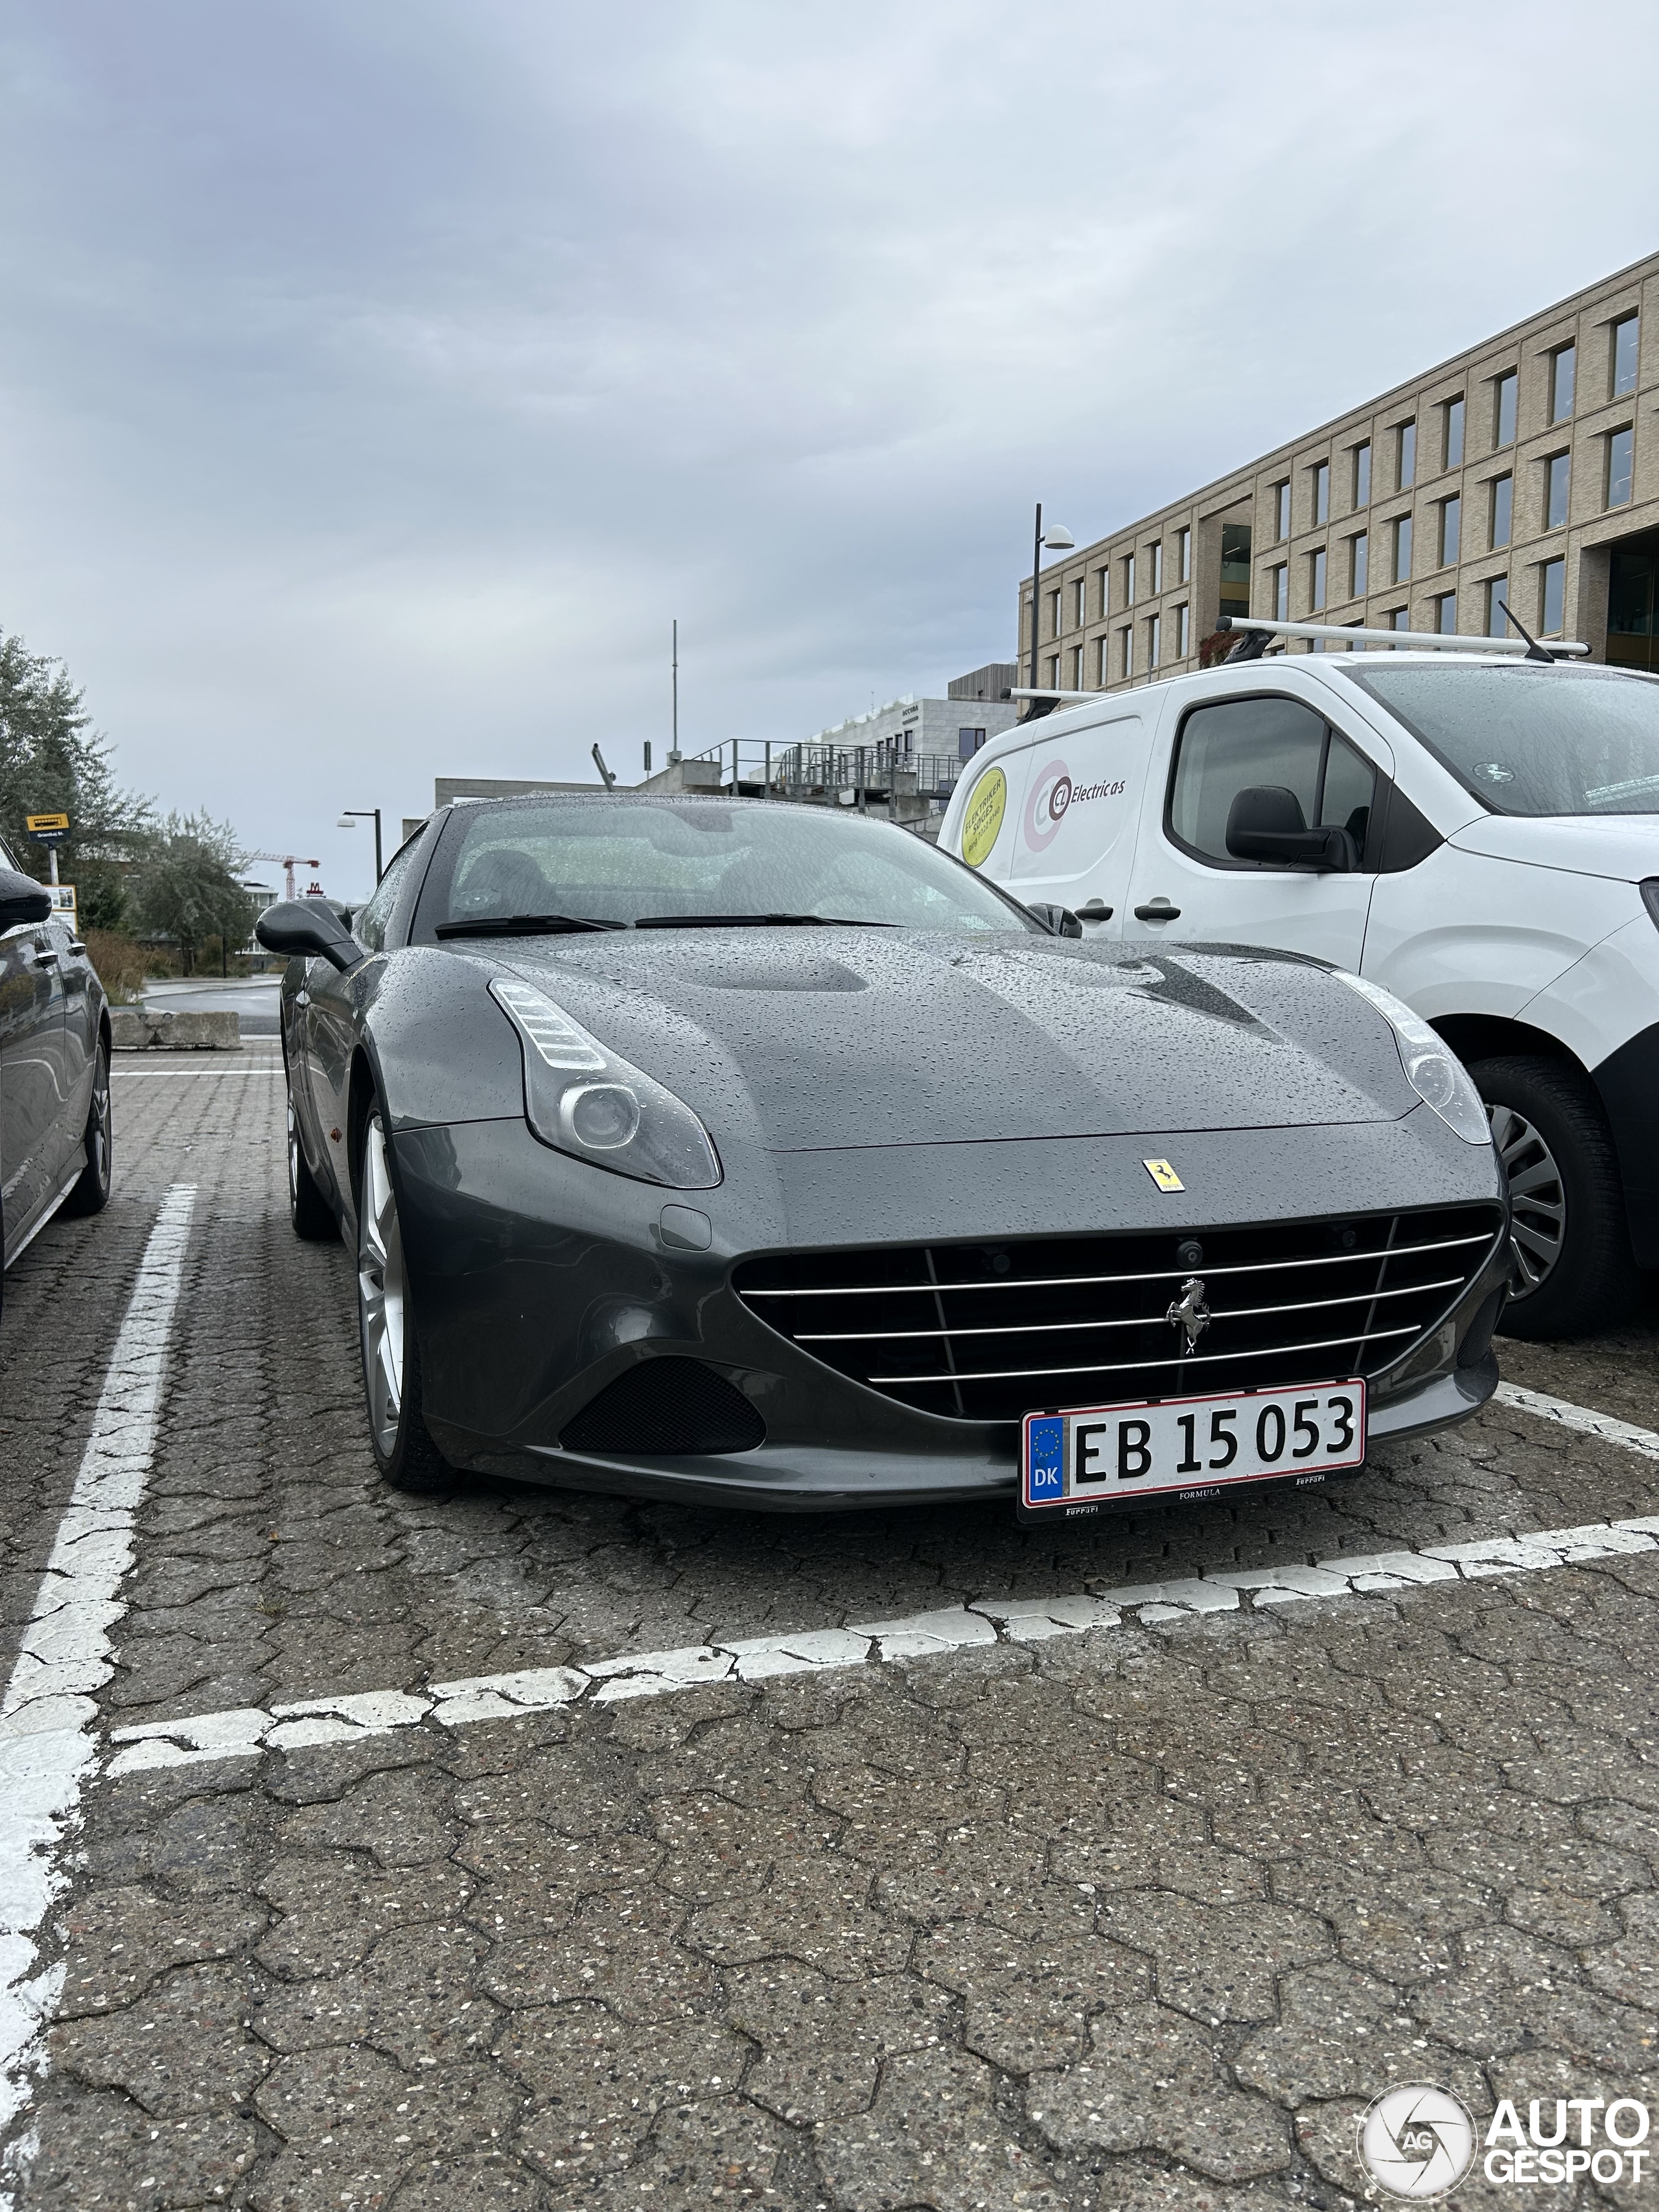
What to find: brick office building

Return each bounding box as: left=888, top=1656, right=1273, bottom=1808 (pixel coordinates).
left=1023, top=250, right=1659, bottom=692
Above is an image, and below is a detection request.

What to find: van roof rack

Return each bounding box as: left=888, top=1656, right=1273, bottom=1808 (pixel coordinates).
left=1217, top=615, right=1589, bottom=660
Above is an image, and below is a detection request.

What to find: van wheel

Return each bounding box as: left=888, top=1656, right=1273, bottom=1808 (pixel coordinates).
left=358, top=1108, right=452, bottom=1494
left=1470, top=1054, right=1640, bottom=1341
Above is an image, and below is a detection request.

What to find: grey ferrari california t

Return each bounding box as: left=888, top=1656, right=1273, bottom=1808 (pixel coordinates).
left=257, top=792, right=1510, bottom=1519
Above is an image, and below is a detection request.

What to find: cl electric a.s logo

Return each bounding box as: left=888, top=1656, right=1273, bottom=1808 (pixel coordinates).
left=1023, top=761, right=1073, bottom=852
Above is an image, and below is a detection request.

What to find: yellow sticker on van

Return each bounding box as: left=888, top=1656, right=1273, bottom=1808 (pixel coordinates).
left=960, top=766, right=1007, bottom=868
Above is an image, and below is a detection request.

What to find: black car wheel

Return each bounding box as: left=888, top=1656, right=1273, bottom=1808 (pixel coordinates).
left=61, top=1034, right=113, bottom=1217
left=358, top=1107, right=452, bottom=1493
left=287, top=1092, right=337, bottom=1242
left=1471, top=1053, right=1640, bottom=1341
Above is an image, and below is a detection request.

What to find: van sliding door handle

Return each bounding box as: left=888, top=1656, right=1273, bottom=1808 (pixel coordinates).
left=1133, top=899, right=1181, bottom=922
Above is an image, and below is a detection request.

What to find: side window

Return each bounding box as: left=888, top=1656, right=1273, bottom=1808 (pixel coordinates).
left=1169, top=697, right=1376, bottom=868
left=353, top=839, right=419, bottom=952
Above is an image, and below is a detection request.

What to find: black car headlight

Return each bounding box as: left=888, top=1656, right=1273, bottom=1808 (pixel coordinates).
left=490, top=978, right=721, bottom=1190
left=1334, top=970, right=1491, bottom=1146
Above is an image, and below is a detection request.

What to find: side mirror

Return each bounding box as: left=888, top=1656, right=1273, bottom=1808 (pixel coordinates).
left=255, top=898, right=364, bottom=972
left=0, top=867, right=52, bottom=931
left=1225, top=786, right=1354, bottom=872
left=1027, top=901, right=1084, bottom=938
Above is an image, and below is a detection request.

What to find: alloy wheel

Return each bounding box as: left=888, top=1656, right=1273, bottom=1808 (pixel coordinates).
left=89, top=1051, right=111, bottom=1191
left=358, top=1115, right=406, bottom=1456
left=287, top=1101, right=302, bottom=1213
left=1487, top=1100, right=1566, bottom=1298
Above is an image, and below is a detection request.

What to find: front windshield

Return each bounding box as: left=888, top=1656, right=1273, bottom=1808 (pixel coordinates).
left=416, top=796, right=1034, bottom=935
left=1338, top=660, right=1659, bottom=815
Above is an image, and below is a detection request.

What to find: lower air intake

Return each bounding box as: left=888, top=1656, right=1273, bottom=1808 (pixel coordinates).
left=560, top=1358, right=766, bottom=1456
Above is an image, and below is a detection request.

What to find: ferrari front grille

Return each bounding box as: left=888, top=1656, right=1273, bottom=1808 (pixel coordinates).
left=732, top=1204, right=1504, bottom=1424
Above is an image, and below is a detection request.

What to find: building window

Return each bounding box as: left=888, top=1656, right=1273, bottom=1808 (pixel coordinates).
left=1176, top=603, right=1190, bottom=657
left=1274, top=481, right=1290, bottom=540
left=958, top=727, right=988, bottom=759
left=1540, top=557, right=1565, bottom=636
left=1444, top=397, right=1465, bottom=470
left=1150, top=541, right=1163, bottom=594
left=1397, top=421, right=1416, bottom=490
left=1049, top=588, right=1062, bottom=638
left=1435, top=590, right=1457, bottom=635
left=1148, top=614, right=1161, bottom=669
left=1312, top=460, right=1330, bottom=525
left=1494, top=371, right=1517, bottom=448
left=1072, top=644, right=1085, bottom=688
left=1351, top=531, right=1369, bottom=598
left=1608, top=425, right=1634, bottom=509
left=1550, top=343, right=1576, bottom=423
left=1178, top=526, right=1191, bottom=583
left=1047, top=654, right=1061, bottom=687
left=1486, top=576, right=1509, bottom=638
left=1271, top=564, right=1288, bottom=620
left=1098, top=635, right=1111, bottom=687
left=1096, top=566, right=1110, bottom=619
left=1613, top=312, right=1640, bottom=399
left=1388, top=607, right=1410, bottom=634
left=1124, top=552, right=1136, bottom=605
left=1393, top=514, right=1413, bottom=583
left=1491, top=473, right=1513, bottom=550
left=1546, top=452, right=1571, bottom=530
left=1439, top=495, right=1461, bottom=567
left=1073, top=577, right=1087, bottom=629
left=1120, top=627, right=1133, bottom=677
left=1353, top=441, right=1371, bottom=508
left=1310, top=547, right=1327, bottom=611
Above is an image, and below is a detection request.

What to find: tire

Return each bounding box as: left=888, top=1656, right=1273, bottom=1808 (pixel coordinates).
left=60, top=1035, right=113, bottom=1217
left=358, top=1106, right=452, bottom=1493
left=286, top=1091, right=338, bottom=1242
left=1470, top=1053, right=1641, bottom=1342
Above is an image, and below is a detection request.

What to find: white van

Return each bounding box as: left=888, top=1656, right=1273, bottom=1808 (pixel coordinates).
left=942, top=629, right=1659, bottom=1340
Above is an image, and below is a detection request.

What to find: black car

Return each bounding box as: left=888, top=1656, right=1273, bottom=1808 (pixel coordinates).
left=258, top=793, right=1509, bottom=1518
left=0, top=847, right=112, bottom=1320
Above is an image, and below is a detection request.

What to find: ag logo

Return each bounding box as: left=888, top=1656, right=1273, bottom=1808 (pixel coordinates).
left=960, top=766, right=1007, bottom=867
left=1358, top=2084, right=1476, bottom=2198
left=1023, top=761, right=1072, bottom=852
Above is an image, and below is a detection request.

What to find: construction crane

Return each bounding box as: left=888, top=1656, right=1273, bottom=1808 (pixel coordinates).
left=244, top=852, right=321, bottom=902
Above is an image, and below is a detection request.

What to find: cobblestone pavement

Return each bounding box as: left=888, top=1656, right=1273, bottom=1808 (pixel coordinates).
left=1, top=1048, right=1657, bottom=2209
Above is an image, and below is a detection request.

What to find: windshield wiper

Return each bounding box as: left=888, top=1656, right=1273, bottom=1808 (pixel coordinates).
left=631, top=913, right=896, bottom=929
left=435, top=913, right=626, bottom=938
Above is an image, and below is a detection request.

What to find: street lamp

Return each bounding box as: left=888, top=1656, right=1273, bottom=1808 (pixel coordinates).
left=1027, top=504, right=1076, bottom=697
left=337, top=808, right=383, bottom=883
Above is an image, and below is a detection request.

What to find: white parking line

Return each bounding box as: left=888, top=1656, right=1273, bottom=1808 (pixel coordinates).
left=108, top=1500, right=1659, bottom=1776
left=1494, top=1379, right=1659, bottom=1458
left=0, top=1187, right=196, bottom=2144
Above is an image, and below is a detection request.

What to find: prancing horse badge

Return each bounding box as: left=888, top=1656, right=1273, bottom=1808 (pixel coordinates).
left=1143, top=1158, right=1184, bottom=1192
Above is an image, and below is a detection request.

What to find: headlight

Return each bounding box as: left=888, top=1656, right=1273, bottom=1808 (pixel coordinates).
left=1334, top=971, right=1491, bottom=1146
left=489, top=979, right=721, bottom=1189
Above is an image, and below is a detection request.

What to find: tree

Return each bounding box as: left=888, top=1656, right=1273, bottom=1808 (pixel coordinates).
left=129, top=813, right=256, bottom=972
left=0, top=630, right=153, bottom=927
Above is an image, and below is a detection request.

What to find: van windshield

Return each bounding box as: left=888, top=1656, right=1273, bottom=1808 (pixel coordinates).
left=1336, top=660, right=1659, bottom=815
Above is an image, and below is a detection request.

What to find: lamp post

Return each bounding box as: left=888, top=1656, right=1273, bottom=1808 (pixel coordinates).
left=1027, top=504, right=1076, bottom=695
left=337, top=809, right=383, bottom=883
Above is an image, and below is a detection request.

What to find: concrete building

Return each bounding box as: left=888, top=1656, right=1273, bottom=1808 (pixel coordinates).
left=1022, top=250, right=1659, bottom=692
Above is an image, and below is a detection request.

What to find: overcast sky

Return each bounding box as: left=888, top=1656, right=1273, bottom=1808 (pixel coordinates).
left=3, top=2, right=1656, bottom=900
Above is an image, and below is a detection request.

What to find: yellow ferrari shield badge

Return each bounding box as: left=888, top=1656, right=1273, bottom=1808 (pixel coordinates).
left=1143, top=1158, right=1184, bottom=1192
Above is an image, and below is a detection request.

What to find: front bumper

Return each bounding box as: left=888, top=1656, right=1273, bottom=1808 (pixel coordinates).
left=389, top=1113, right=1511, bottom=1513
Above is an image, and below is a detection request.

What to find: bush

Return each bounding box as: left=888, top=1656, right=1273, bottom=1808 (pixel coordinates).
left=83, top=928, right=170, bottom=1002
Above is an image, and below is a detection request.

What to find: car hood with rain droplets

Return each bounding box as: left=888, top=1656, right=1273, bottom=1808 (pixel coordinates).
left=493, top=929, right=1417, bottom=1150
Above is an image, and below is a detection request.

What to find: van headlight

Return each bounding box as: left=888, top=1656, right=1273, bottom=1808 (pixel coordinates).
left=490, top=979, right=721, bottom=1189
left=1334, top=972, right=1491, bottom=1146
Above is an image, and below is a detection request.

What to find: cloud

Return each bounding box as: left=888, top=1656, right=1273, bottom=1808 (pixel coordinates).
left=0, top=0, right=1654, bottom=894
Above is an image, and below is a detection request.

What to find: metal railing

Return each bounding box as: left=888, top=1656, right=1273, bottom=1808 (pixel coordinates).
left=682, top=738, right=968, bottom=805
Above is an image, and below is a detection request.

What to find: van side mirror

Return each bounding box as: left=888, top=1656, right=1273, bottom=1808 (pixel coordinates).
left=255, top=898, right=365, bottom=972
left=0, top=868, right=52, bottom=931
left=1027, top=901, right=1084, bottom=938
left=1225, top=786, right=1355, bottom=872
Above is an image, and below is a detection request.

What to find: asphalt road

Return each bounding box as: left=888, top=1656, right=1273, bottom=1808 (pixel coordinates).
left=1, top=1048, right=1656, bottom=2210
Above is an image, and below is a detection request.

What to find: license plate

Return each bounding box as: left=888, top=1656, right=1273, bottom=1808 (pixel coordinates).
left=1017, top=1379, right=1366, bottom=1520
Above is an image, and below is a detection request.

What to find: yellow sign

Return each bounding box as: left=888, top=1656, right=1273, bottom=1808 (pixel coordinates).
left=960, top=766, right=1007, bottom=867
left=26, top=812, right=69, bottom=833
left=1143, top=1158, right=1184, bottom=1192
